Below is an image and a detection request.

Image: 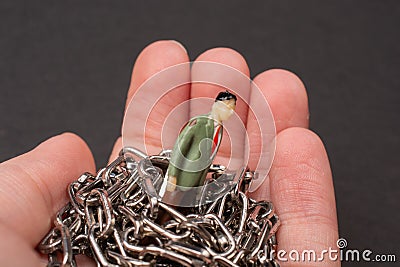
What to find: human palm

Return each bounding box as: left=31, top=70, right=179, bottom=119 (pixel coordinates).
left=0, top=40, right=340, bottom=267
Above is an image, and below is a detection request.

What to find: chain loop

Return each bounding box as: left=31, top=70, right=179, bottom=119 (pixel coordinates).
left=38, top=147, right=280, bottom=266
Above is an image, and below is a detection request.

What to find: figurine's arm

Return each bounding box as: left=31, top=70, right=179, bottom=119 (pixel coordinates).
left=167, top=117, right=217, bottom=188
left=168, top=118, right=197, bottom=176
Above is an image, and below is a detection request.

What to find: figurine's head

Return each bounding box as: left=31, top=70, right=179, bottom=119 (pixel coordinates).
left=211, top=91, right=237, bottom=122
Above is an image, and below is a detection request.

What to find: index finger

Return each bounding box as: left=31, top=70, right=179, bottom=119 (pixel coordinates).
left=109, top=40, right=190, bottom=161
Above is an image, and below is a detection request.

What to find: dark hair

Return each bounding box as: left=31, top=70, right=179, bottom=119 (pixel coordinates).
left=215, top=91, right=237, bottom=102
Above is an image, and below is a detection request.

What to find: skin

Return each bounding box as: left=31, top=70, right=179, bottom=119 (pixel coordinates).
left=0, top=40, right=340, bottom=267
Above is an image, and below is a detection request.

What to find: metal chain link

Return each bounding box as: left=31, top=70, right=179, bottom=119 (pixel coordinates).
left=38, top=147, right=280, bottom=267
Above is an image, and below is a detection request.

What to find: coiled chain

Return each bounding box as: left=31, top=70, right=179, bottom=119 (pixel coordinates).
left=38, top=147, right=280, bottom=267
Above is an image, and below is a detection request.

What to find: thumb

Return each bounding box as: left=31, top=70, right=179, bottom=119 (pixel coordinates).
left=0, top=132, right=95, bottom=246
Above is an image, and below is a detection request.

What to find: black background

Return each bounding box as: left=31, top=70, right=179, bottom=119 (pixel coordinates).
left=0, top=1, right=399, bottom=266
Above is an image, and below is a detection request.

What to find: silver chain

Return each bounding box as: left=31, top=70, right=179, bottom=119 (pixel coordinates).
left=38, top=147, right=280, bottom=267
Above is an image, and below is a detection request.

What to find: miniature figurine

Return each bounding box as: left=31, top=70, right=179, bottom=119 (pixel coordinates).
left=165, top=91, right=237, bottom=191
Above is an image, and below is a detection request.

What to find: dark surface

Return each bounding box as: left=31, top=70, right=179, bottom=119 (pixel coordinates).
left=0, top=1, right=399, bottom=266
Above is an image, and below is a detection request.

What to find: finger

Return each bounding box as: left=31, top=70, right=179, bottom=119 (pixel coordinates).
left=253, top=69, right=309, bottom=133
left=109, top=40, right=190, bottom=161
left=247, top=69, right=309, bottom=172
left=0, top=223, right=41, bottom=267
left=190, top=48, right=251, bottom=167
left=257, top=128, right=339, bottom=266
left=0, top=133, right=96, bottom=246
left=126, top=40, right=189, bottom=111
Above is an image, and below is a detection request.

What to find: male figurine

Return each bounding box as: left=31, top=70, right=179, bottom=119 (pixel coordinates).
left=165, top=91, right=237, bottom=191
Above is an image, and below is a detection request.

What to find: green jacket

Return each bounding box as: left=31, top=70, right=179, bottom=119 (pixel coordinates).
left=167, top=115, right=222, bottom=188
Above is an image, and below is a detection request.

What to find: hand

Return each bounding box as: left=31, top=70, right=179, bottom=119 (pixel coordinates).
left=0, top=40, right=339, bottom=267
